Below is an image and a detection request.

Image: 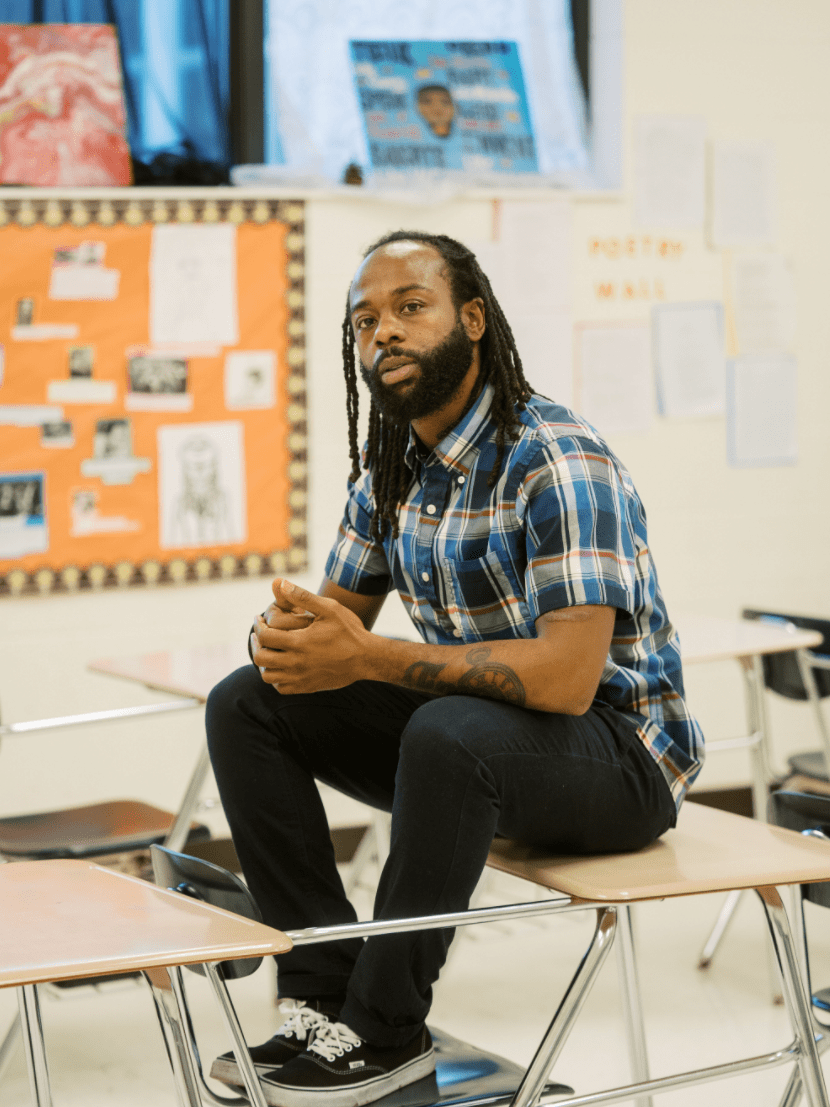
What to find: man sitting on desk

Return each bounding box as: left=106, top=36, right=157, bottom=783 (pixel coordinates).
left=206, top=231, right=704, bottom=1107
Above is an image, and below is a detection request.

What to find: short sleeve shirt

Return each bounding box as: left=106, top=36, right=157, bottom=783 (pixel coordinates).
left=325, top=382, right=704, bottom=808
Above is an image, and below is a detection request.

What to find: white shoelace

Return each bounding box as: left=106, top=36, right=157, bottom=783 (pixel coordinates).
left=277, top=1000, right=331, bottom=1042
left=307, top=1020, right=363, bottom=1061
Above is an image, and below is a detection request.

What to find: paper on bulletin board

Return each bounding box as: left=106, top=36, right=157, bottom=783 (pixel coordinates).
left=576, top=323, right=653, bottom=435
left=711, top=141, right=776, bottom=247
left=633, top=115, right=706, bottom=229
left=727, top=356, right=797, bottom=467
left=150, top=223, right=239, bottom=346
left=652, top=302, right=725, bottom=417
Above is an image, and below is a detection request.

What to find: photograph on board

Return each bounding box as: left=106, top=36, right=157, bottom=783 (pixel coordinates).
left=41, top=420, right=74, bottom=448
left=128, top=354, right=188, bottom=394
left=224, top=350, right=276, bottom=410
left=68, top=345, right=94, bottom=378
left=0, top=472, right=48, bottom=558
left=158, top=421, right=247, bottom=549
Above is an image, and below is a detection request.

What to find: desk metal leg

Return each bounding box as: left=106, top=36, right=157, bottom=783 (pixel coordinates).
left=699, top=655, right=775, bottom=976
left=758, top=886, right=830, bottom=1107
left=510, top=907, right=617, bottom=1107
left=616, top=905, right=653, bottom=1107
left=145, top=966, right=203, bottom=1107
left=17, top=985, right=53, bottom=1107
left=164, top=738, right=211, bottom=853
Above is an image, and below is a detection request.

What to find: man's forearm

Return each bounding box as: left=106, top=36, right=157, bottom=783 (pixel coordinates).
left=362, top=634, right=591, bottom=715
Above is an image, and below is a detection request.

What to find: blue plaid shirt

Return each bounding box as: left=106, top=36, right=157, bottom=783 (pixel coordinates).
left=326, top=382, right=704, bottom=808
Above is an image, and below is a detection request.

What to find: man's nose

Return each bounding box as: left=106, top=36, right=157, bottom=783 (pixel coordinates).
left=372, top=311, right=404, bottom=348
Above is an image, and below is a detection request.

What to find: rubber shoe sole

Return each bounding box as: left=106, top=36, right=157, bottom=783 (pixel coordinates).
left=259, top=1042, right=436, bottom=1107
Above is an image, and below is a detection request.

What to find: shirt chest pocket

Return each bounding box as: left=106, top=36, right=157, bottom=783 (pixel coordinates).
left=440, top=547, right=533, bottom=641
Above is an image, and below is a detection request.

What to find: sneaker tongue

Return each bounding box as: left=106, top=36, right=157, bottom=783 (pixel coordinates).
left=309, top=1021, right=362, bottom=1060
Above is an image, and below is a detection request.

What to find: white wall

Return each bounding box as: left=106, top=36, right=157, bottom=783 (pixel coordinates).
left=2, top=0, right=829, bottom=824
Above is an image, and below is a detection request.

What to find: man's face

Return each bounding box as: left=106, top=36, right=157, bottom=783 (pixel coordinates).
left=416, top=88, right=454, bottom=137
left=349, top=242, right=476, bottom=425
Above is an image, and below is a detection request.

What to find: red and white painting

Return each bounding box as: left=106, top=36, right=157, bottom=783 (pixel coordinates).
left=0, top=24, right=131, bottom=186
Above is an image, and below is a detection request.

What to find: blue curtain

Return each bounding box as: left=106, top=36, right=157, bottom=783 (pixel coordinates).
left=1, top=0, right=231, bottom=174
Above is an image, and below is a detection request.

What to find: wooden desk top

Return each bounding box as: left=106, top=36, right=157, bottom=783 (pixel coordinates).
left=90, top=642, right=248, bottom=703
left=88, top=614, right=823, bottom=701
left=488, top=800, right=830, bottom=902
left=0, top=859, right=291, bottom=989
left=674, top=613, right=823, bottom=666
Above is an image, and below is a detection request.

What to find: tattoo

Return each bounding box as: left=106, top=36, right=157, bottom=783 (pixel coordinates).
left=402, top=646, right=526, bottom=707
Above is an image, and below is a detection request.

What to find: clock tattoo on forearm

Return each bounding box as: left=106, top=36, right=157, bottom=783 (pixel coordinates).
left=403, top=646, right=526, bottom=707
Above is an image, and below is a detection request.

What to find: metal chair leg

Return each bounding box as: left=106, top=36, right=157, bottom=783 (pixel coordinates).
left=17, top=985, right=53, bottom=1107
left=0, top=1011, right=21, bottom=1084
left=757, top=886, right=830, bottom=1107
left=616, top=904, right=653, bottom=1107
left=698, top=887, right=742, bottom=968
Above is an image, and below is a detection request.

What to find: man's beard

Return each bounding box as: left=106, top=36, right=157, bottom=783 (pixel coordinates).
left=359, top=319, right=475, bottom=426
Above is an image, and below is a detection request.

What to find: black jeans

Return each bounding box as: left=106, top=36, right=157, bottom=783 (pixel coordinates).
left=206, top=665, right=676, bottom=1048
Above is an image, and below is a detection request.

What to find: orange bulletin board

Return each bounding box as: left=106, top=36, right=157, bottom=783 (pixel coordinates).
left=0, top=195, right=307, bottom=597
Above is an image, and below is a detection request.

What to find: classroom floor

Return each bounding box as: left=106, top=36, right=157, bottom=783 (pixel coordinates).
left=3, top=859, right=829, bottom=1107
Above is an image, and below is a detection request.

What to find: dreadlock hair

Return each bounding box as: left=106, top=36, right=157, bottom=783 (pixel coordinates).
left=342, top=230, right=533, bottom=541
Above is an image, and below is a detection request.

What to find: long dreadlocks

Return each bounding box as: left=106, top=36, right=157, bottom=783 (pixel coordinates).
left=342, top=230, right=533, bottom=540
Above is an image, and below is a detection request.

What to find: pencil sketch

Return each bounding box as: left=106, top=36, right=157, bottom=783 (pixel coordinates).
left=158, top=421, right=246, bottom=549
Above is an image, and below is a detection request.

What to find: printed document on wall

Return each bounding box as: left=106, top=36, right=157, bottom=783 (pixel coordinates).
left=150, top=224, right=238, bottom=346
left=652, top=302, right=725, bottom=417
left=727, top=356, right=797, bottom=467
left=633, top=116, right=706, bottom=229
left=730, top=253, right=796, bottom=355
left=711, top=142, right=776, bottom=247
left=577, top=323, right=652, bottom=435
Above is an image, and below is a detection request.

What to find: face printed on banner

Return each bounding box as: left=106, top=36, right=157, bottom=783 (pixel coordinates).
left=416, top=85, right=455, bottom=138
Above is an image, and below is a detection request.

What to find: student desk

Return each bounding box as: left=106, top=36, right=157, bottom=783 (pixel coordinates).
left=89, top=615, right=824, bottom=966
left=89, top=613, right=824, bottom=825
left=0, top=858, right=290, bottom=1107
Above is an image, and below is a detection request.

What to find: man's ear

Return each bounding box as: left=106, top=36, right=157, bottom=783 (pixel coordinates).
left=460, top=298, right=486, bottom=341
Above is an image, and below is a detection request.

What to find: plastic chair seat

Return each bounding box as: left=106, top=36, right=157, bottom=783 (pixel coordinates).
left=0, top=800, right=209, bottom=859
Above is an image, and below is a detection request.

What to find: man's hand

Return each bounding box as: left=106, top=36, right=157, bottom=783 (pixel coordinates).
left=251, top=578, right=372, bottom=693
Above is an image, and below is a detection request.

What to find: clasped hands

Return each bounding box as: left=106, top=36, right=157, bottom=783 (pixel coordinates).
left=251, top=578, right=371, bottom=693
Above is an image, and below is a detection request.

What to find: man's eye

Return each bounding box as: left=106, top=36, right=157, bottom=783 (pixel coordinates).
left=354, top=317, right=374, bottom=330
left=401, top=301, right=422, bottom=314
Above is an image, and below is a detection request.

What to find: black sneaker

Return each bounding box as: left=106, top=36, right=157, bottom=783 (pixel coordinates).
left=259, top=1021, right=435, bottom=1107
left=209, top=999, right=334, bottom=1088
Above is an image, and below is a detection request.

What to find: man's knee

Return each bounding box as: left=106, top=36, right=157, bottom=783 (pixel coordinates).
left=398, top=696, right=494, bottom=771
left=205, top=665, right=262, bottom=761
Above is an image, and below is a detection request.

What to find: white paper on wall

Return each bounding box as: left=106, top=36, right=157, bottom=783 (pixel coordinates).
left=157, top=421, right=247, bottom=549
left=150, top=224, right=238, bottom=346
left=633, top=115, right=707, bottom=229
left=471, top=201, right=573, bottom=406
left=711, top=141, right=776, bottom=247
left=727, top=356, right=797, bottom=467
left=576, top=323, right=653, bottom=435
left=652, top=302, right=725, bottom=417
left=731, top=253, right=796, bottom=356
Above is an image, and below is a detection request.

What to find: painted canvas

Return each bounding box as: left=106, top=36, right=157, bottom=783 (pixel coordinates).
left=0, top=24, right=131, bottom=186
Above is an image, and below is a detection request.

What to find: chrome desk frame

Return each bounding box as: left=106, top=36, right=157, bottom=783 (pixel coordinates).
left=172, top=891, right=826, bottom=1107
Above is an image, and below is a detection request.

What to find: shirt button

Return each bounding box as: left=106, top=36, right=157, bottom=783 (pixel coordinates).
left=425, top=504, right=437, bottom=515
left=421, top=571, right=430, bottom=582
left=453, top=629, right=462, bottom=638
left=457, top=475, right=466, bottom=485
